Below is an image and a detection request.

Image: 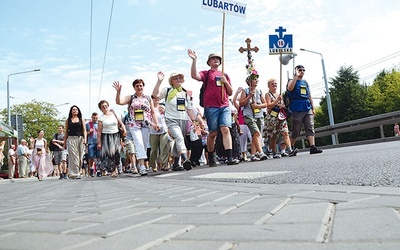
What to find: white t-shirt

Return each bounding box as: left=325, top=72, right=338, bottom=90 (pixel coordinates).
left=35, top=138, right=45, bottom=150
left=99, top=113, right=119, bottom=134
left=8, top=148, right=16, bottom=166
left=159, top=87, right=193, bottom=120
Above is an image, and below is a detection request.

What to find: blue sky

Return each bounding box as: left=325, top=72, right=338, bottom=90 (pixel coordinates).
left=1, top=0, right=400, bottom=120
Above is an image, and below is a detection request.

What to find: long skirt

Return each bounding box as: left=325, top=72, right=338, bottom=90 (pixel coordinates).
left=33, top=152, right=53, bottom=178
left=98, top=132, right=121, bottom=172
left=68, top=136, right=84, bottom=177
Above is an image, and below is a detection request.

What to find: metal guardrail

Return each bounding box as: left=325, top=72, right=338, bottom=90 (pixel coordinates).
left=297, top=110, right=400, bottom=143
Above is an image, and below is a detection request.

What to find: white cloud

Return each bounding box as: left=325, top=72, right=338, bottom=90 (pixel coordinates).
left=1, top=0, right=400, bottom=122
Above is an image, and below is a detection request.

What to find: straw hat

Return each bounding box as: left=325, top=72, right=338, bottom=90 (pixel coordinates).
left=168, top=72, right=185, bottom=86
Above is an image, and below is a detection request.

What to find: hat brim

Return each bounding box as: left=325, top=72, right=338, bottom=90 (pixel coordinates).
left=207, top=56, right=222, bottom=66
left=168, top=73, right=185, bottom=85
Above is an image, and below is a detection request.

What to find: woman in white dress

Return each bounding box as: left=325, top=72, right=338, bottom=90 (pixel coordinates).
left=32, top=130, right=53, bottom=181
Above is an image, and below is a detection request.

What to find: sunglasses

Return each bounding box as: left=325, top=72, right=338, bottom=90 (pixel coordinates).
left=298, top=69, right=305, bottom=72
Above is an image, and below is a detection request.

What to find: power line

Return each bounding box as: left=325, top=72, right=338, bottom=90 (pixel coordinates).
left=97, top=0, right=115, bottom=103
left=89, top=0, right=93, bottom=114
left=355, top=51, right=400, bottom=71
left=359, top=63, right=400, bottom=82
left=307, top=51, right=400, bottom=96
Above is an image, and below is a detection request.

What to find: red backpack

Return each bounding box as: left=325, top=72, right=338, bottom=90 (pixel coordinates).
left=237, top=107, right=245, bottom=125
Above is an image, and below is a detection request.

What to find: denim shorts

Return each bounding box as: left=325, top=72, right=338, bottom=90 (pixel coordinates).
left=204, top=106, right=232, bottom=132
left=87, top=143, right=100, bottom=159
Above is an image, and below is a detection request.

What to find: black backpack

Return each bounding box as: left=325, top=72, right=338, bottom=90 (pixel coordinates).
left=49, top=134, right=57, bottom=151
left=283, top=90, right=291, bottom=109
left=199, top=70, right=210, bottom=108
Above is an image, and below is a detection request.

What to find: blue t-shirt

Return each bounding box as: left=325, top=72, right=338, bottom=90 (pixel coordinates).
left=289, top=79, right=312, bottom=112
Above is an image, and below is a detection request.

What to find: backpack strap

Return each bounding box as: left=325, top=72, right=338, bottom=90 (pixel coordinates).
left=202, top=70, right=210, bottom=95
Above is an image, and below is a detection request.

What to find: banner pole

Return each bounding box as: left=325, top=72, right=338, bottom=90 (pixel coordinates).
left=221, top=12, right=225, bottom=101
left=222, top=12, right=225, bottom=74
left=221, top=12, right=225, bottom=99
left=279, top=52, right=283, bottom=95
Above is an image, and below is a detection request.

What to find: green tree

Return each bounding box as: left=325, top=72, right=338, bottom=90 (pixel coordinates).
left=330, top=66, right=369, bottom=121
left=0, top=100, right=63, bottom=142
left=367, top=69, right=400, bottom=114
left=315, top=66, right=371, bottom=144
left=366, top=69, right=400, bottom=137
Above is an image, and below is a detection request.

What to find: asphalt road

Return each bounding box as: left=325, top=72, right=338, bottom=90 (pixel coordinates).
left=150, top=140, right=400, bottom=187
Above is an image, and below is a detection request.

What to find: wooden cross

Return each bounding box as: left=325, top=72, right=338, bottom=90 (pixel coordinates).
left=239, top=38, right=259, bottom=59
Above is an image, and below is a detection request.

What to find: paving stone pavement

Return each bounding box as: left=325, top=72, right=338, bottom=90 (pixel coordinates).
left=0, top=175, right=399, bottom=250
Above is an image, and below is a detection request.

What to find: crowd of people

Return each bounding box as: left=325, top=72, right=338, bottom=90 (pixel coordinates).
left=4, top=49, right=325, bottom=180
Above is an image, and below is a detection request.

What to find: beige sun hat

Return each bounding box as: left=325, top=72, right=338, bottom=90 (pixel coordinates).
left=207, top=53, right=222, bottom=66
left=168, top=72, right=185, bottom=86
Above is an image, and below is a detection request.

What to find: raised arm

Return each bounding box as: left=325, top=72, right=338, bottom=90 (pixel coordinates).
left=152, top=71, right=165, bottom=99
left=188, top=49, right=201, bottom=81
left=287, top=73, right=299, bottom=91
left=113, top=81, right=131, bottom=105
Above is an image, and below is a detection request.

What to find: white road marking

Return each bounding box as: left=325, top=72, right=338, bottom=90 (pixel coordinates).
left=191, top=171, right=291, bottom=179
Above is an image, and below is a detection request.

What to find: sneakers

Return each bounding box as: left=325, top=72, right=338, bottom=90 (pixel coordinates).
left=172, top=164, right=184, bottom=171
left=227, top=158, right=240, bottom=165
left=59, top=173, right=64, bottom=180
left=281, top=152, right=289, bottom=157
left=218, top=156, right=227, bottom=164
left=289, top=147, right=299, bottom=157
left=208, top=159, right=217, bottom=167
left=89, top=168, right=95, bottom=177
left=208, top=155, right=220, bottom=167
left=138, top=165, right=148, bottom=176
left=310, top=145, right=323, bottom=154
left=273, top=153, right=281, bottom=159
left=250, top=155, right=260, bottom=161
left=257, top=152, right=269, bottom=161
left=183, top=159, right=192, bottom=170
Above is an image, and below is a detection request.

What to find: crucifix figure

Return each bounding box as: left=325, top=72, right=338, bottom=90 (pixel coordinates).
left=239, top=38, right=259, bottom=60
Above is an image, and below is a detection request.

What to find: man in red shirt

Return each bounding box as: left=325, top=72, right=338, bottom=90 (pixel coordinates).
left=188, top=49, right=239, bottom=166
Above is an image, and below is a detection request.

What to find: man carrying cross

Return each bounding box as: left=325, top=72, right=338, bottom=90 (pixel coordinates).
left=238, top=38, right=268, bottom=161
left=188, top=49, right=239, bottom=167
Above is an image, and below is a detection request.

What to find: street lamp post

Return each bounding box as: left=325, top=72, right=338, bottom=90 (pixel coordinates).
left=7, top=69, right=41, bottom=126
left=299, top=49, right=336, bottom=145
left=54, top=102, right=70, bottom=121
left=54, top=102, right=70, bottom=107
